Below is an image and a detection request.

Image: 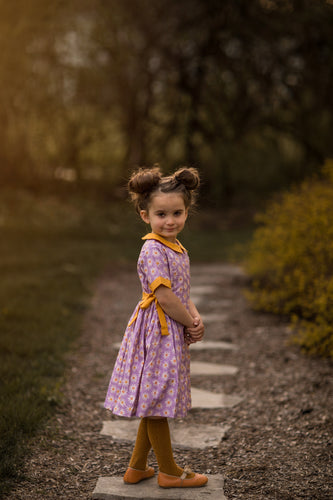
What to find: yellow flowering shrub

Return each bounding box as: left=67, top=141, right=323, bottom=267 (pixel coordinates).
left=246, top=160, right=333, bottom=357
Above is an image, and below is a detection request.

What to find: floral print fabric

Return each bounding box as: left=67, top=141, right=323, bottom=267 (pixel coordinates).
left=104, top=236, right=191, bottom=418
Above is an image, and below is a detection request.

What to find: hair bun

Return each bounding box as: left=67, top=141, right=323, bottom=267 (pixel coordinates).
left=174, top=167, right=200, bottom=190
left=128, top=165, right=162, bottom=194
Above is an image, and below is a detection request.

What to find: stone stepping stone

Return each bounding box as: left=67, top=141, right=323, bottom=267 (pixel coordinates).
left=190, top=285, right=218, bottom=304
left=191, top=263, right=244, bottom=278
left=101, top=419, right=229, bottom=449
left=190, top=340, right=238, bottom=351
left=190, top=285, right=218, bottom=295
left=191, top=387, right=242, bottom=409
left=92, top=474, right=227, bottom=500
left=191, top=361, right=238, bottom=376
left=200, top=313, right=229, bottom=323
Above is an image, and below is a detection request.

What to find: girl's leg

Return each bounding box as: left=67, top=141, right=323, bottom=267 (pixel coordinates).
left=146, top=417, right=194, bottom=477
left=147, top=417, right=208, bottom=488
left=128, top=417, right=151, bottom=470
left=123, top=417, right=155, bottom=484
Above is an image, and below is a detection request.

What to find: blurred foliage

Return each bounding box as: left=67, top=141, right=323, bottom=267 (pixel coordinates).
left=0, top=0, right=332, bottom=204
left=246, top=159, right=333, bottom=358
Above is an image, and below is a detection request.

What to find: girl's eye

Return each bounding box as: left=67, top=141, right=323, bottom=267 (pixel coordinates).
left=174, top=211, right=183, bottom=216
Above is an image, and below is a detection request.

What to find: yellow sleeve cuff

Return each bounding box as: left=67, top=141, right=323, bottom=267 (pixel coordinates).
left=149, top=276, right=171, bottom=293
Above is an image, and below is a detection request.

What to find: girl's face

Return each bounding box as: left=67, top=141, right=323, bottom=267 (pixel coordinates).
left=140, top=192, right=188, bottom=243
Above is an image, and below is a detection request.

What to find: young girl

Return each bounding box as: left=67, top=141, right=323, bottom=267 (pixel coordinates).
left=104, top=165, right=208, bottom=489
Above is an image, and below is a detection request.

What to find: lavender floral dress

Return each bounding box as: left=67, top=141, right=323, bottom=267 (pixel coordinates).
left=104, top=232, right=191, bottom=418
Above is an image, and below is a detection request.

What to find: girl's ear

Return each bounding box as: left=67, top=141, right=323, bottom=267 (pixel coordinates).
left=140, top=210, right=150, bottom=224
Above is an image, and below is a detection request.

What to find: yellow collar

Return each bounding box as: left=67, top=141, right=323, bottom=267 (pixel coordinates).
left=142, top=233, right=187, bottom=253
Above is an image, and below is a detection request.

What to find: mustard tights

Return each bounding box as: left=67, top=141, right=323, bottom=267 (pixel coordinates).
left=129, top=417, right=193, bottom=477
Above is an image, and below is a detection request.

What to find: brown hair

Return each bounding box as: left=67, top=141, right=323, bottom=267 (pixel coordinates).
left=128, top=164, right=200, bottom=214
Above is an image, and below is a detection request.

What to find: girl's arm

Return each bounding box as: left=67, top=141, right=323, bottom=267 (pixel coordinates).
left=154, top=285, right=194, bottom=328
left=188, top=299, right=200, bottom=319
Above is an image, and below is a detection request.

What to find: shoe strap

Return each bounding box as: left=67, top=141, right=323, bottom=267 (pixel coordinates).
left=180, top=465, right=193, bottom=480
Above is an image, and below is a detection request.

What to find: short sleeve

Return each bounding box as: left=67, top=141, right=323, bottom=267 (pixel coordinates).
left=139, top=241, right=171, bottom=292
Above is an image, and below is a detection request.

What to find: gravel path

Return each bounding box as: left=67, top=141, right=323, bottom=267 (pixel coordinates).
left=7, top=263, right=333, bottom=499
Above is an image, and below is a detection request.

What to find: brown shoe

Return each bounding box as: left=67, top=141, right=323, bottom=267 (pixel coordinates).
left=123, top=466, right=155, bottom=484
left=158, top=469, right=208, bottom=488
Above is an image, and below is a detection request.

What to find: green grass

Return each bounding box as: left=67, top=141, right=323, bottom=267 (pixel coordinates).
left=0, top=188, right=253, bottom=495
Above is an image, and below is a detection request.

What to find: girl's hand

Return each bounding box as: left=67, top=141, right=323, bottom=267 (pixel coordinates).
left=185, top=316, right=205, bottom=343
left=184, top=332, right=195, bottom=345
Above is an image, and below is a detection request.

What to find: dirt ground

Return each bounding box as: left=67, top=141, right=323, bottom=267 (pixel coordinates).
left=7, top=262, right=333, bottom=499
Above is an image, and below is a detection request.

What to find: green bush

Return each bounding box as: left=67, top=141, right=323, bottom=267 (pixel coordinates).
left=246, top=160, right=333, bottom=358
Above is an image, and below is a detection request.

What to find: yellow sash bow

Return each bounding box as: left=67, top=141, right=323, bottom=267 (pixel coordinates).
left=128, top=292, right=169, bottom=336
